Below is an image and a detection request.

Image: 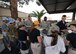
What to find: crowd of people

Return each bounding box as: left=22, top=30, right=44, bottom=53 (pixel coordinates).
left=0, top=14, right=76, bottom=54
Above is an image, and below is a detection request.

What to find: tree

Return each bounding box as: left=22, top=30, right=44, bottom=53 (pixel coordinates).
left=10, top=0, right=18, bottom=20
left=32, top=10, right=46, bottom=23
left=1, top=0, right=18, bottom=19
left=2, top=0, right=34, bottom=20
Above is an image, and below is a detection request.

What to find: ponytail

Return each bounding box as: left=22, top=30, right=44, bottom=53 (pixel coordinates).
left=51, top=31, right=58, bottom=46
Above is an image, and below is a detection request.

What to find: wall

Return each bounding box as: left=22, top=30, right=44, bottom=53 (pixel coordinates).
left=0, top=7, right=28, bottom=19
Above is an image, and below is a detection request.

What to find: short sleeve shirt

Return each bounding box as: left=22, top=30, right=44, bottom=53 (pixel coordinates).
left=29, top=28, right=40, bottom=43
left=66, top=32, right=76, bottom=48
left=18, top=30, right=28, bottom=41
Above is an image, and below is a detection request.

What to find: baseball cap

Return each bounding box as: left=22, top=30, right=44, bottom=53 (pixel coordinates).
left=33, top=20, right=40, bottom=26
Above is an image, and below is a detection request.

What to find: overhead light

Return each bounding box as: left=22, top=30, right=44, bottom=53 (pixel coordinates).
left=67, top=6, right=71, bottom=9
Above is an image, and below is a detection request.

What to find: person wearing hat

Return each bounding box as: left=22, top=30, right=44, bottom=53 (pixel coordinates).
left=43, top=25, right=66, bottom=54
left=66, top=21, right=76, bottom=54
left=28, top=23, right=42, bottom=54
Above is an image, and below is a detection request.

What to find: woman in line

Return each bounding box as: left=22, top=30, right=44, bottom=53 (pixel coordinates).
left=28, top=23, right=42, bottom=54
left=17, top=25, right=29, bottom=54
left=43, top=25, right=66, bottom=54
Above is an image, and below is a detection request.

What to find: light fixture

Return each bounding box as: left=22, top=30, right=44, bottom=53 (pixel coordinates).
left=67, top=6, right=71, bottom=9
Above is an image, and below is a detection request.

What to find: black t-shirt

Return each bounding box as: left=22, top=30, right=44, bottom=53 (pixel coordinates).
left=29, top=28, right=40, bottom=43
left=57, top=21, right=67, bottom=30
left=66, top=32, right=76, bottom=48
left=18, top=30, right=28, bottom=41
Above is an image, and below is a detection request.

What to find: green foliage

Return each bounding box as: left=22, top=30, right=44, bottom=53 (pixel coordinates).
left=32, top=10, right=46, bottom=18
left=31, top=10, right=46, bottom=22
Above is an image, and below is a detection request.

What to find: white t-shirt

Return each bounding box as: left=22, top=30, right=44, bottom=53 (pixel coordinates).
left=43, top=36, right=66, bottom=54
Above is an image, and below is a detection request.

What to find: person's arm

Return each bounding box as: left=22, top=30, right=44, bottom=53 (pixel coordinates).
left=37, top=36, right=42, bottom=43
left=37, top=30, right=42, bottom=43
left=64, top=39, right=70, bottom=46
left=26, top=32, right=29, bottom=41
left=60, top=34, right=70, bottom=53
left=65, top=34, right=71, bottom=45
left=15, top=31, right=19, bottom=39
left=60, top=37, right=66, bottom=53
left=27, top=36, right=29, bottom=40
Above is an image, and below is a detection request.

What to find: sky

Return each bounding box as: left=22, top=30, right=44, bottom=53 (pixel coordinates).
left=18, top=1, right=46, bottom=13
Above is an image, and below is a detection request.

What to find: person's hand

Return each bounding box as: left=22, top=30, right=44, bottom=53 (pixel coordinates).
left=64, top=39, right=70, bottom=45
left=42, top=29, right=47, bottom=34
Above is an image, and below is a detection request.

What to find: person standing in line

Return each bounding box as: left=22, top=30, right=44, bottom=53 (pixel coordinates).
left=24, top=15, right=33, bottom=32
left=57, top=15, right=67, bottom=32
left=28, top=23, right=42, bottom=54
left=1, top=20, right=10, bottom=49
left=17, top=25, right=29, bottom=54
left=57, top=15, right=70, bottom=54
left=66, top=21, right=76, bottom=54
left=16, top=18, right=23, bottom=28
left=40, top=16, right=50, bottom=33
left=43, top=25, right=66, bottom=54
left=8, top=21, right=17, bottom=42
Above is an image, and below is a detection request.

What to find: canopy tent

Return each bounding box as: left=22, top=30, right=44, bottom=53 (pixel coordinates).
left=39, top=0, right=76, bottom=14
left=39, top=0, right=76, bottom=20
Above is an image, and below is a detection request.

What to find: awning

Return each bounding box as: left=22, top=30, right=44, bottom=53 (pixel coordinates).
left=39, top=0, right=76, bottom=14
